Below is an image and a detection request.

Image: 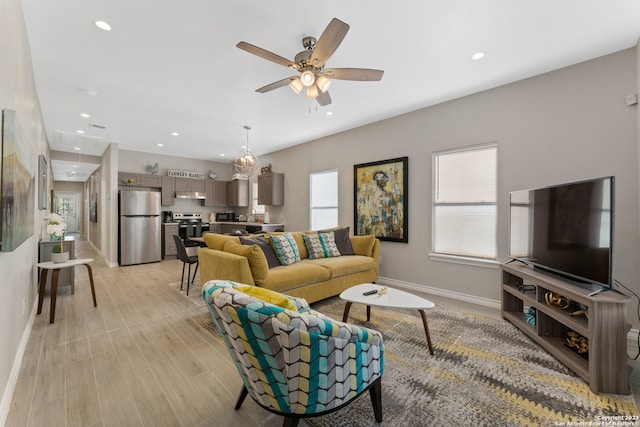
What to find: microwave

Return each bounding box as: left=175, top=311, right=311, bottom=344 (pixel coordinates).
left=216, top=212, right=234, bottom=222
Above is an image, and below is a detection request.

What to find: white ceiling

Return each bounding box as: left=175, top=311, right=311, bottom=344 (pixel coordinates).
left=21, top=0, right=640, bottom=182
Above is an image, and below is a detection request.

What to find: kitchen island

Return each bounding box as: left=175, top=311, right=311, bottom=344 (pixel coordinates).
left=208, top=222, right=285, bottom=234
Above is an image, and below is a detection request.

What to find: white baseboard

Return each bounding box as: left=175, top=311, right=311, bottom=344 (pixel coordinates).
left=377, top=276, right=501, bottom=310
left=0, top=300, right=37, bottom=427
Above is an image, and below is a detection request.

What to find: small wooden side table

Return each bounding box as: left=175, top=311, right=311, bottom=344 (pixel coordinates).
left=37, top=258, right=97, bottom=324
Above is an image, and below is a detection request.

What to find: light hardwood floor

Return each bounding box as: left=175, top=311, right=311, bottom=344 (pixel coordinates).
left=6, top=238, right=639, bottom=426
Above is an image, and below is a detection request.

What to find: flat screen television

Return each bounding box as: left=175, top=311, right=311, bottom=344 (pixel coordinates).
left=509, top=176, right=614, bottom=290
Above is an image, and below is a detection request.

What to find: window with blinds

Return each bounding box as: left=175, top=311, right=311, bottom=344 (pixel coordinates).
left=432, top=143, right=497, bottom=260
left=310, top=169, right=338, bottom=230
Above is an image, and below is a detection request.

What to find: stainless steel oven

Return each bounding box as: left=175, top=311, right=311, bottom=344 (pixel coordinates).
left=173, top=212, right=209, bottom=247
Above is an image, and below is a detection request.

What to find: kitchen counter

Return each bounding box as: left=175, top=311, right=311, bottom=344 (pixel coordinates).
left=209, top=221, right=285, bottom=227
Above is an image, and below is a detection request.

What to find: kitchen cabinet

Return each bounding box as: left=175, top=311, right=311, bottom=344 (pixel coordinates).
left=258, top=173, right=284, bottom=205
left=175, top=177, right=205, bottom=192
left=119, top=172, right=141, bottom=186
left=227, top=179, right=249, bottom=207
left=161, top=176, right=175, bottom=205
left=202, top=179, right=229, bottom=207
left=140, top=174, right=162, bottom=187
left=162, top=223, right=179, bottom=259
left=39, top=238, right=76, bottom=294
left=119, top=172, right=162, bottom=188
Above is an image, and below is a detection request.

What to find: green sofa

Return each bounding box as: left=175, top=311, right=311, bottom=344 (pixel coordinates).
left=199, top=229, right=379, bottom=303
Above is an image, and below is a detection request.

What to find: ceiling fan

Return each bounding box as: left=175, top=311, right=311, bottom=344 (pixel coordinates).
left=236, top=18, right=384, bottom=106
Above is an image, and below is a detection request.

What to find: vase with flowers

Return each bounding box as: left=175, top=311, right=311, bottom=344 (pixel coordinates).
left=45, top=213, right=69, bottom=263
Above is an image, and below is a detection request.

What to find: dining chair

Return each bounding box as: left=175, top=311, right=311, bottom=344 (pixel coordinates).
left=173, top=234, right=199, bottom=295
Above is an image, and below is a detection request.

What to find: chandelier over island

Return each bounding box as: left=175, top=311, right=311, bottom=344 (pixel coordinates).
left=233, top=125, right=260, bottom=178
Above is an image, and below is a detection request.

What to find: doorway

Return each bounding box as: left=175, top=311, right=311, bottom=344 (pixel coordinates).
left=55, top=192, right=81, bottom=233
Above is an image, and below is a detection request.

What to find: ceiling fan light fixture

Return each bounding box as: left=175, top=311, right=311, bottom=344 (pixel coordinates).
left=316, top=75, right=331, bottom=93
left=306, top=84, right=319, bottom=98
left=300, top=70, right=315, bottom=87
left=289, top=77, right=303, bottom=94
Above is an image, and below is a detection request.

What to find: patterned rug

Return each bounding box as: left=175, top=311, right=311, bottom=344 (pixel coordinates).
left=192, top=295, right=638, bottom=426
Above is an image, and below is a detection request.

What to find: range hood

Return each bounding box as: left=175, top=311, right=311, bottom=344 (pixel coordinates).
left=175, top=191, right=206, bottom=200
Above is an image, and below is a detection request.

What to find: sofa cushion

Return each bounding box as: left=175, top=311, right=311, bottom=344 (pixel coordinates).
left=204, top=233, right=239, bottom=250
left=326, top=227, right=354, bottom=255
left=305, top=255, right=377, bottom=278
left=262, top=262, right=331, bottom=293
left=240, top=236, right=280, bottom=269
left=223, top=240, right=269, bottom=285
left=303, top=232, right=341, bottom=259
left=269, top=233, right=301, bottom=265
left=350, top=234, right=376, bottom=257
left=234, top=284, right=299, bottom=312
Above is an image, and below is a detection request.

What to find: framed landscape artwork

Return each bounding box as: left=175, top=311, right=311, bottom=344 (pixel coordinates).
left=354, top=156, right=408, bottom=243
left=1, top=109, right=35, bottom=252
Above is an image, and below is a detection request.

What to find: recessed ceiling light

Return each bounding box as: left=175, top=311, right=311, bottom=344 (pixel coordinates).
left=95, top=20, right=111, bottom=31
left=157, top=143, right=164, bottom=147
left=220, top=154, right=225, bottom=157
left=80, top=113, right=90, bottom=118
left=76, top=130, right=85, bottom=134
left=74, top=147, right=80, bottom=150
left=472, top=52, right=485, bottom=60
left=326, top=111, right=333, bottom=116
left=73, top=164, right=78, bottom=168
left=171, top=132, right=179, bottom=136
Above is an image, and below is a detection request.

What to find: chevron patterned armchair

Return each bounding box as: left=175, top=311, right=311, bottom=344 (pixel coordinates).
left=202, top=280, right=385, bottom=427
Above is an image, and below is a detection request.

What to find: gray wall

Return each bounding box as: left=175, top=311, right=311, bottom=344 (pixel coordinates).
left=0, top=0, right=49, bottom=421
left=261, top=48, right=640, bottom=324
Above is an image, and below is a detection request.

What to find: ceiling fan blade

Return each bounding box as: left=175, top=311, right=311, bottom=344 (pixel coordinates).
left=316, top=91, right=332, bottom=106
left=324, top=68, right=384, bottom=81
left=256, top=77, right=297, bottom=93
left=236, top=41, right=298, bottom=69
left=310, top=18, right=350, bottom=68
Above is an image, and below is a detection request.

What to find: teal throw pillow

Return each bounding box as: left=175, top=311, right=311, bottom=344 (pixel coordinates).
left=269, top=233, right=301, bottom=265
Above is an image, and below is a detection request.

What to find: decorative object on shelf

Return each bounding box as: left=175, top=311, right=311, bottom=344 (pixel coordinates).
left=122, top=178, right=135, bottom=185
left=544, top=291, right=570, bottom=309
left=233, top=125, right=260, bottom=178
left=566, top=331, right=589, bottom=359
left=261, top=163, right=272, bottom=175
left=570, top=305, right=589, bottom=319
left=45, top=212, right=68, bottom=263
left=146, top=163, right=159, bottom=174
left=208, top=169, right=217, bottom=179
left=354, top=156, right=408, bottom=243
left=517, top=282, right=536, bottom=293
left=525, top=307, right=536, bottom=325
left=377, top=286, right=388, bottom=297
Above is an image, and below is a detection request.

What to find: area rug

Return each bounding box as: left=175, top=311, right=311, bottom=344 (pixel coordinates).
left=192, top=296, right=638, bottom=426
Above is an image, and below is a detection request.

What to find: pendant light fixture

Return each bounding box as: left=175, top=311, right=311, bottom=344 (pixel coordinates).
left=233, top=125, right=260, bottom=178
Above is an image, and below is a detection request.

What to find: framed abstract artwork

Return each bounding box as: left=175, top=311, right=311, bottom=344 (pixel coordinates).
left=38, top=154, right=49, bottom=210
left=1, top=109, right=35, bottom=251
left=354, top=156, right=408, bottom=243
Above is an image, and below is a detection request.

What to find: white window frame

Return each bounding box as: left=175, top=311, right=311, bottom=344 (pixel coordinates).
left=431, top=142, right=498, bottom=267
left=310, top=169, right=339, bottom=230
left=252, top=181, right=265, bottom=214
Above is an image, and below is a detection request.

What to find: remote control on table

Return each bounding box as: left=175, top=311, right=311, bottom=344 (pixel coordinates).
left=362, top=290, right=377, bottom=296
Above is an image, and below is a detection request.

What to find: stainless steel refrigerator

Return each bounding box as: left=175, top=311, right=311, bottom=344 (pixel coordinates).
left=119, top=190, right=161, bottom=266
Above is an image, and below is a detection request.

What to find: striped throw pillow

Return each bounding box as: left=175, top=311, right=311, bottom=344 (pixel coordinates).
left=269, top=233, right=301, bottom=265
left=303, top=232, right=341, bottom=259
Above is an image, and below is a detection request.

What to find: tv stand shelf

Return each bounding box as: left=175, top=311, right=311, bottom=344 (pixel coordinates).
left=501, top=263, right=630, bottom=394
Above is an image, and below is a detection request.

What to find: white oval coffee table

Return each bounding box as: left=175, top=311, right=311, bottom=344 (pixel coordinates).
left=340, top=283, right=436, bottom=355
